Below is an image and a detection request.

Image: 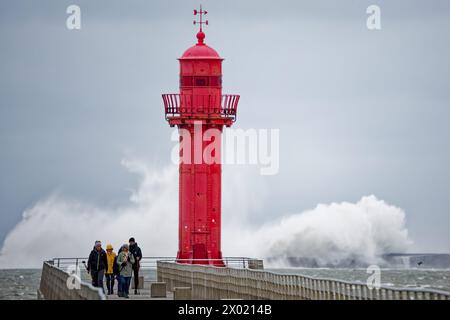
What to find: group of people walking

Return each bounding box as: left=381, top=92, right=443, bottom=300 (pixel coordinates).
left=86, top=237, right=142, bottom=298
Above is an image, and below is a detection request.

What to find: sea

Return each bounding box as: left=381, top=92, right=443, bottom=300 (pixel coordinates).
left=1, top=268, right=449, bottom=300
left=267, top=268, right=450, bottom=292
left=0, top=269, right=41, bottom=300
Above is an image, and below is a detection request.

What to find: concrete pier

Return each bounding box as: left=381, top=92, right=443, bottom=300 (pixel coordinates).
left=38, top=259, right=450, bottom=300
left=38, top=262, right=105, bottom=300
left=39, top=257, right=257, bottom=300
left=39, top=261, right=173, bottom=300
left=157, top=261, right=450, bottom=300
left=151, top=282, right=167, bottom=298
left=106, top=282, right=173, bottom=300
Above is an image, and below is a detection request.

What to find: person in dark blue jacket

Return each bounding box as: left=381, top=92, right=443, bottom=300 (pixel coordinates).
left=129, top=237, right=142, bottom=295
left=87, top=240, right=108, bottom=292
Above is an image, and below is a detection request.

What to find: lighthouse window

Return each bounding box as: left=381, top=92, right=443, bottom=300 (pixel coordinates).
left=194, top=77, right=208, bottom=86
left=180, top=76, right=222, bottom=87
left=180, top=76, right=193, bottom=87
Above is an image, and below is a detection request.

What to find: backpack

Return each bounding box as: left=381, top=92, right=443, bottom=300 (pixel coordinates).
left=113, top=255, right=120, bottom=276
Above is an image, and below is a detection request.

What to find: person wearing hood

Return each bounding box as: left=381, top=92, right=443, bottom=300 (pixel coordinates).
left=87, top=240, right=108, bottom=292
left=128, top=237, right=142, bottom=295
left=105, top=244, right=117, bottom=295
left=117, top=244, right=135, bottom=298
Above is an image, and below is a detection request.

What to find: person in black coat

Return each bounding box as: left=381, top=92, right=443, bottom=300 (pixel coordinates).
left=128, top=237, right=142, bottom=294
left=87, top=240, right=108, bottom=292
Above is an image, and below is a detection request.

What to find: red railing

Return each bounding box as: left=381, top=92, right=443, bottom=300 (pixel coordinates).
left=162, top=94, right=239, bottom=122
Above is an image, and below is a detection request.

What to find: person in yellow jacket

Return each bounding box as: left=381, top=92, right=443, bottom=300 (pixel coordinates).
left=105, top=244, right=117, bottom=295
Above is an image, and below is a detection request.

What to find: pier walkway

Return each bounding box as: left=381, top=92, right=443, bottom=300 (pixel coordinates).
left=39, top=257, right=256, bottom=300
left=106, top=281, right=174, bottom=300
left=38, top=257, right=450, bottom=300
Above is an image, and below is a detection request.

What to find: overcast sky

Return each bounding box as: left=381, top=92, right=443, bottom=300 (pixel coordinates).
left=1, top=0, right=449, bottom=253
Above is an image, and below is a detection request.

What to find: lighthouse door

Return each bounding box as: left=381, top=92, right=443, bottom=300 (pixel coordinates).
left=192, top=243, right=207, bottom=264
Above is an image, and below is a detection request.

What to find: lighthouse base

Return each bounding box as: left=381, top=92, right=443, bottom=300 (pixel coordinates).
left=176, top=247, right=225, bottom=267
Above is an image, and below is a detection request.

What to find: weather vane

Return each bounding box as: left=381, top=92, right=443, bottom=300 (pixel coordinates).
left=193, top=4, right=208, bottom=32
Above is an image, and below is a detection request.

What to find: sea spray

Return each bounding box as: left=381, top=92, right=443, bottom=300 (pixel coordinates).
left=231, top=196, right=412, bottom=267
left=0, top=160, right=179, bottom=268
left=0, top=159, right=412, bottom=268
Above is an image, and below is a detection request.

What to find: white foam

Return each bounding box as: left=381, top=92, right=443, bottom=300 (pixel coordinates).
left=0, top=159, right=412, bottom=268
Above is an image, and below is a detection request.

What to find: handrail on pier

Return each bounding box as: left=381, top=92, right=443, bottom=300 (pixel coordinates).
left=51, top=256, right=258, bottom=270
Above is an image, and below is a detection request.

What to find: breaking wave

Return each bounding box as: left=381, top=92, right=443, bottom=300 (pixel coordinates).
left=0, top=160, right=412, bottom=268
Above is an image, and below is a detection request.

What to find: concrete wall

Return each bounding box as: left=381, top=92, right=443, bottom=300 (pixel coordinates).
left=39, top=261, right=105, bottom=300
left=157, top=262, right=450, bottom=300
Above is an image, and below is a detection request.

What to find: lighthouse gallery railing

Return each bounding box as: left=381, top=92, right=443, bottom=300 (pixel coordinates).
left=162, top=94, right=239, bottom=121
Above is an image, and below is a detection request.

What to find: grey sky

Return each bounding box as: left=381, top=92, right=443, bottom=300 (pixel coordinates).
left=1, top=0, right=449, bottom=253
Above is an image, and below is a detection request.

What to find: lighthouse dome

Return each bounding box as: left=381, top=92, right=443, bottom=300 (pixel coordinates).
left=180, top=31, right=222, bottom=60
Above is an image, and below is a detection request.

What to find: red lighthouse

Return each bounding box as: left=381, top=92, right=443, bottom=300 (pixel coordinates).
left=162, top=6, right=240, bottom=265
